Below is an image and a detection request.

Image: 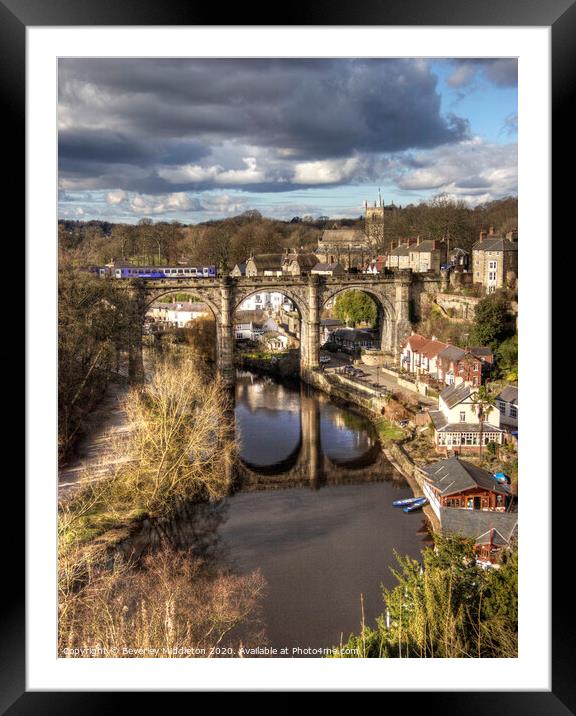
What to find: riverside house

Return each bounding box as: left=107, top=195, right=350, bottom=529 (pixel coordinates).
left=400, top=333, right=447, bottom=379
left=436, top=345, right=493, bottom=387
left=420, top=456, right=517, bottom=566
left=428, top=383, right=504, bottom=454
left=422, top=456, right=513, bottom=513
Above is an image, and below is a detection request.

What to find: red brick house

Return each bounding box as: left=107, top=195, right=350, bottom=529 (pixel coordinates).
left=437, top=345, right=493, bottom=387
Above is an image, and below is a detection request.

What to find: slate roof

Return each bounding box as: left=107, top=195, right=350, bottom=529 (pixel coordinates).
left=497, top=386, right=518, bottom=405
left=409, top=240, right=443, bottom=253
left=468, top=346, right=493, bottom=357
left=286, top=253, right=319, bottom=269
left=320, top=229, right=368, bottom=245
left=429, top=411, right=502, bottom=434
left=440, top=382, right=474, bottom=409
left=440, top=508, right=518, bottom=544
left=423, top=456, right=511, bottom=497
left=438, top=422, right=503, bottom=434
left=312, top=262, right=344, bottom=272
left=321, top=318, right=345, bottom=327
left=438, top=345, right=467, bottom=363
left=475, top=528, right=509, bottom=546
left=248, top=254, right=284, bottom=270
left=388, top=245, right=410, bottom=257
left=333, top=328, right=375, bottom=342
left=471, top=237, right=518, bottom=252
left=234, top=310, right=266, bottom=326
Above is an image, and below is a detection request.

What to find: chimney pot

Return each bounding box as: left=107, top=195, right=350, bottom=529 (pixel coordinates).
left=479, top=230, right=487, bottom=242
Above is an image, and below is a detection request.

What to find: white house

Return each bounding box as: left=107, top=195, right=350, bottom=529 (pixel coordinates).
left=147, top=301, right=211, bottom=327
left=428, top=383, right=503, bottom=454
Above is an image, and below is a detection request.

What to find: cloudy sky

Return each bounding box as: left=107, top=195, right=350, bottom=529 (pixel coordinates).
left=58, top=58, right=517, bottom=223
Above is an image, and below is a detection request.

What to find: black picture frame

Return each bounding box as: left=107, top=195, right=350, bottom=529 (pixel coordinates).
left=11, top=0, right=568, bottom=708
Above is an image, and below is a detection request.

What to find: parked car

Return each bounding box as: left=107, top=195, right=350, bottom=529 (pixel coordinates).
left=320, top=355, right=331, bottom=364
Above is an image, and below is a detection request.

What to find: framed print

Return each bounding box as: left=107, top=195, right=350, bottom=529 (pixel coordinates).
left=11, top=0, right=569, bottom=707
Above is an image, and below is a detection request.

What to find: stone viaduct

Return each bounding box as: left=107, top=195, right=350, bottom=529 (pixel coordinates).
left=122, top=270, right=442, bottom=383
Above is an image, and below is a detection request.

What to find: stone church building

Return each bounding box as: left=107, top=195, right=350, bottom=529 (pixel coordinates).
left=315, top=196, right=394, bottom=270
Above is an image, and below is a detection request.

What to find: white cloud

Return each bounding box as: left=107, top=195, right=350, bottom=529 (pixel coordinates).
left=217, top=157, right=264, bottom=185
left=393, top=138, right=517, bottom=203
left=106, top=189, right=127, bottom=205
left=158, top=156, right=264, bottom=186
left=128, top=192, right=202, bottom=215
left=293, top=157, right=361, bottom=185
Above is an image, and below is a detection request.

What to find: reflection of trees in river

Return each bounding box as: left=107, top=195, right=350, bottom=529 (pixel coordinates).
left=116, top=499, right=230, bottom=565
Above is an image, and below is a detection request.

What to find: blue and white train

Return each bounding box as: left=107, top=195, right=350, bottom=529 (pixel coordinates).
left=90, top=265, right=217, bottom=279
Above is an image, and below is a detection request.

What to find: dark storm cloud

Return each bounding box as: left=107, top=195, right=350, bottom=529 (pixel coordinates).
left=59, top=129, right=208, bottom=168
left=59, top=58, right=471, bottom=193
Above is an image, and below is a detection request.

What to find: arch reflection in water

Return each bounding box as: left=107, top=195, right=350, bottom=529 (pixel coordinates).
left=234, top=371, right=400, bottom=490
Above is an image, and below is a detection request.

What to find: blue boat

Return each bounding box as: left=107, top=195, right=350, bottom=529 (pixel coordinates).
left=392, top=496, right=424, bottom=508
left=403, top=498, right=428, bottom=513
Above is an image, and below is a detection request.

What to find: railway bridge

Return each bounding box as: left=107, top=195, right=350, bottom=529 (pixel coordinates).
left=120, top=270, right=441, bottom=383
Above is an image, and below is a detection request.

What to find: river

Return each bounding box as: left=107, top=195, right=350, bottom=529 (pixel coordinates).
left=216, top=371, right=431, bottom=653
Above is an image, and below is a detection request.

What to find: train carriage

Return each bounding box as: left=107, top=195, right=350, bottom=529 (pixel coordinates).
left=94, top=265, right=217, bottom=279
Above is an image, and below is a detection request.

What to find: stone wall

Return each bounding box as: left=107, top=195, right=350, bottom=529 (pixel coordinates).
left=435, top=292, right=480, bottom=321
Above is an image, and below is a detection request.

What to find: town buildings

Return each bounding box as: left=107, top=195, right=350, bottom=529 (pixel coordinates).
left=422, top=456, right=513, bottom=513
left=436, top=345, right=493, bottom=387
left=146, top=301, right=211, bottom=327
left=400, top=334, right=493, bottom=387
left=496, top=385, right=518, bottom=430
left=331, top=328, right=378, bottom=352
left=282, top=252, right=318, bottom=276
left=471, top=228, right=518, bottom=293
left=245, top=254, right=284, bottom=277
left=311, top=262, right=345, bottom=276
left=428, top=383, right=504, bottom=454
left=320, top=318, right=345, bottom=344
left=315, top=196, right=395, bottom=270
left=238, top=292, right=294, bottom=313
left=420, top=456, right=517, bottom=565
left=385, top=237, right=447, bottom=273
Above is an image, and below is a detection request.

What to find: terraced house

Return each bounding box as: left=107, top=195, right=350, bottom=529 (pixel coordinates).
left=472, top=227, right=518, bottom=293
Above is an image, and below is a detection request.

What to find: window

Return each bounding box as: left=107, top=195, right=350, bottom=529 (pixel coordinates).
left=510, top=406, right=517, bottom=418
left=459, top=412, right=466, bottom=422
left=497, top=401, right=505, bottom=414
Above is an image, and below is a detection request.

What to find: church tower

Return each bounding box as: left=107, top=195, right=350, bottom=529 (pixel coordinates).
left=364, top=190, right=385, bottom=249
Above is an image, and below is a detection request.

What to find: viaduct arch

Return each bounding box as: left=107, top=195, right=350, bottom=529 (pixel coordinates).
left=122, top=270, right=436, bottom=384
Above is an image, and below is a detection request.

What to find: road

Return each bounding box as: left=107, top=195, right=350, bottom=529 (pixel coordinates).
left=320, top=349, right=437, bottom=407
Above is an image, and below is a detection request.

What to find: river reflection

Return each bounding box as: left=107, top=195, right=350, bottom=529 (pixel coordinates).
left=124, top=371, right=431, bottom=654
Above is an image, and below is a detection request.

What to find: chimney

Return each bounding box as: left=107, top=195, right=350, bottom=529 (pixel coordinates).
left=479, top=230, right=487, bottom=242
left=489, top=226, right=496, bottom=236
left=417, top=235, right=421, bottom=245
left=391, top=240, right=397, bottom=250
left=506, top=230, right=518, bottom=242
